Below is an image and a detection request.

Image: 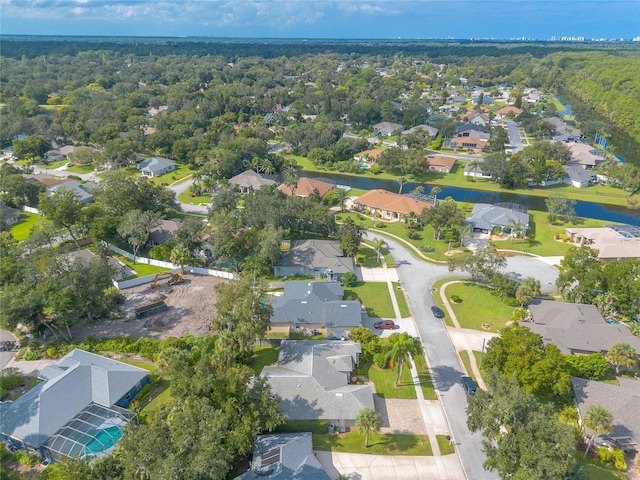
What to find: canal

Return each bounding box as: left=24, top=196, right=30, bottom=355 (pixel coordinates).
left=301, top=171, right=640, bottom=226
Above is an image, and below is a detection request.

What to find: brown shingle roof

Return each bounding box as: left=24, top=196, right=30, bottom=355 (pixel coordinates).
left=278, top=178, right=334, bottom=197
left=353, top=189, right=433, bottom=215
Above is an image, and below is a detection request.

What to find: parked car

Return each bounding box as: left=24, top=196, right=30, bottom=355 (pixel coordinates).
left=431, top=306, right=445, bottom=318
left=461, top=376, right=477, bottom=396
left=65, top=162, right=74, bottom=167
left=374, top=320, right=395, bottom=330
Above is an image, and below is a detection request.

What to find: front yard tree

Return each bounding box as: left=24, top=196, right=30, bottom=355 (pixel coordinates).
left=38, top=189, right=84, bottom=248
left=583, top=405, right=613, bottom=458
left=556, top=246, right=603, bottom=304
left=545, top=195, right=576, bottom=223
left=339, top=217, right=363, bottom=257
left=356, top=407, right=382, bottom=448
left=448, top=245, right=506, bottom=279
left=117, top=209, right=162, bottom=263
left=212, top=274, right=273, bottom=355
left=420, top=199, right=466, bottom=240
left=607, top=342, right=638, bottom=375
left=467, top=372, right=575, bottom=479
left=515, top=277, right=541, bottom=308
left=383, top=332, right=423, bottom=386
left=170, top=244, right=194, bottom=273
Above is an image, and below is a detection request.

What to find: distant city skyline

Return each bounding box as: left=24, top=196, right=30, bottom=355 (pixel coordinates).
left=1, top=1, right=638, bottom=41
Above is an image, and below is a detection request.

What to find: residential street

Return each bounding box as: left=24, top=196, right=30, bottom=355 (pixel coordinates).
left=506, top=120, right=525, bottom=153
left=366, top=233, right=560, bottom=480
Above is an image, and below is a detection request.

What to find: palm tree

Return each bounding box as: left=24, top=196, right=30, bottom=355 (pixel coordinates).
left=506, top=218, right=525, bottom=246
left=583, top=405, right=613, bottom=458
left=334, top=188, right=349, bottom=212
left=469, top=159, right=481, bottom=178
left=281, top=163, right=299, bottom=196
left=431, top=186, right=442, bottom=201
left=372, top=238, right=386, bottom=266
left=455, top=224, right=473, bottom=248
left=401, top=211, right=417, bottom=230
left=397, top=177, right=407, bottom=194
left=356, top=407, right=381, bottom=448
left=383, top=332, right=423, bottom=386
left=607, top=342, right=637, bottom=375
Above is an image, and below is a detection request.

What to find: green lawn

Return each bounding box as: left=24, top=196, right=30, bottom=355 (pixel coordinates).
left=431, top=277, right=467, bottom=328
left=458, top=351, right=477, bottom=384
left=413, top=353, right=437, bottom=400
left=120, top=360, right=158, bottom=372
left=362, top=360, right=416, bottom=399
left=445, top=283, right=516, bottom=332
left=313, top=432, right=432, bottom=456
left=357, top=243, right=382, bottom=267
left=148, top=164, right=194, bottom=186
left=344, top=282, right=395, bottom=318
left=113, top=254, right=170, bottom=277
left=178, top=189, right=211, bottom=205
left=392, top=282, right=411, bottom=318
left=10, top=212, right=41, bottom=241
left=436, top=435, right=456, bottom=455
left=249, top=347, right=279, bottom=375
left=66, top=164, right=95, bottom=174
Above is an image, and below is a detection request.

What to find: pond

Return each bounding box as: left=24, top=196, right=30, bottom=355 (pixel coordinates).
left=301, top=171, right=640, bottom=226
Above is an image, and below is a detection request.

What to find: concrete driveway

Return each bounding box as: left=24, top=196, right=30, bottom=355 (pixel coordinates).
left=316, top=451, right=466, bottom=480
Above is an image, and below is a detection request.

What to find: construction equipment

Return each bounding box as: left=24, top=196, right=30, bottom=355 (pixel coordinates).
left=151, top=272, right=184, bottom=288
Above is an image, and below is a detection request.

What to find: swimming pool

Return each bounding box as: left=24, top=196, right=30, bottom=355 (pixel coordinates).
left=83, top=426, right=124, bottom=454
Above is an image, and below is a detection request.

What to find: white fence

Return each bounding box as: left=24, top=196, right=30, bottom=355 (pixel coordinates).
left=103, top=242, right=236, bottom=289
left=22, top=206, right=42, bottom=215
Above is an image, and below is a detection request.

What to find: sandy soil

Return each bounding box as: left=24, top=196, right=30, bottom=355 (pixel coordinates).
left=73, top=275, right=229, bottom=340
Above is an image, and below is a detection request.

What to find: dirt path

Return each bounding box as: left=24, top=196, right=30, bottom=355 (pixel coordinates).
left=72, top=275, right=229, bottom=340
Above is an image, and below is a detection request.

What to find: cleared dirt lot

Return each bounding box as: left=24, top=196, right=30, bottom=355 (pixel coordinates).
left=73, top=275, right=228, bottom=340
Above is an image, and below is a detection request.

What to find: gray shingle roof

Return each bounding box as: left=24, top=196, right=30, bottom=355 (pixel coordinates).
left=271, top=281, right=362, bottom=328
left=0, top=349, right=147, bottom=448
left=229, top=169, right=277, bottom=190
left=47, top=181, right=93, bottom=203
left=236, top=433, right=330, bottom=480
left=526, top=300, right=640, bottom=354
left=137, top=156, right=175, bottom=173
left=261, top=341, right=374, bottom=422
left=572, top=376, right=640, bottom=445
left=563, top=164, right=595, bottom=184
left=468, top=203, right=529, bottom=232
left=274, top=240, right=355, bottom=274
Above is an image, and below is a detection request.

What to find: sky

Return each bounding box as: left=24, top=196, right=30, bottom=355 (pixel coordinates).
left=1, top=0, right=638, bottom=40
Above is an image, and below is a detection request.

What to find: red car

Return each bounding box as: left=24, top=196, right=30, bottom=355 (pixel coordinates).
left=374, top=320, right=395, bottom=330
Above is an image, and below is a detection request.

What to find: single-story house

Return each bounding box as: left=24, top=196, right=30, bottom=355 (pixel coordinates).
left=273, top=239, right=355, bottom=280
left=64, top=249, right=134, bottom=281
left=373, top=122, right=404, bottom=137
left=354, top=149, right=384, bottom=167
left=425, top=155, right=456, bottom=174
left=236, top=432, right=331, bottom=480
left=467, top=203, right=529, bottom=234
left=402, top=125, right=439, bottom=138
left=137, top=156, right=176, bottom=178
left=565, top=226, right=640, bottom=260
left=146, top=105, right=168, bottom=117
left=496, top=106, right=523, bottom=117
left=147, top=219, right=182, bottom=247
left=270, top=281, right=363, bottom=339
left=463, top=162, right=492, bottom=179
left=526, top=300, right=640, bottom=355
left=564, top=142, right=607, bottom=169
left=571, top=376, right=640, bottom=451
left=563, top=164, right=596, bottom=188
left=458, top=129, right=490, bottom=141
left=0, top=349, right=148, bottom=462
left=261, top=340, right=375, bottom=432
left=471, top=95, right=495, bottom=105
left=278, top=177, right=334, bottom=198
left=228, top=169, right=277, bottom=193
left=443, top=137, right=488, bottom=152
left=44, top=145, right=77, bottom=162
left=449, top=95, right=466, bottom=104
left=24, top=174, right=76, bottom=188
left=353, top=189, right=433, bottom=221
left=0, top=201, right=21, bottom=225
left=47, top=181, right=93, bottom=204
left=456, top=123, right=487, bottom=135
left=462, top=112, right=490, bottom=127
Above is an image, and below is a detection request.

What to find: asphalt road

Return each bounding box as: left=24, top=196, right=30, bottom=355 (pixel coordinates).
left=506, top=120, right=524, bottom=153
left=368, top=233, right=559, bottom=480
left=0, top=330, right=19, bottom=370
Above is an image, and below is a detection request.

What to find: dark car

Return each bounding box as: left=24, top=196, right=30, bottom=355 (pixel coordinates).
left=461, top=376, right=477, bottom=395
left=431, top=306, right=445, bottom=318
left=374, top=320, right=395, bottom=330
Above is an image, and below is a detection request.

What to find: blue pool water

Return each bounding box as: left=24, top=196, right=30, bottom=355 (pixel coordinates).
left=84, top=426, right=124, bottom=454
